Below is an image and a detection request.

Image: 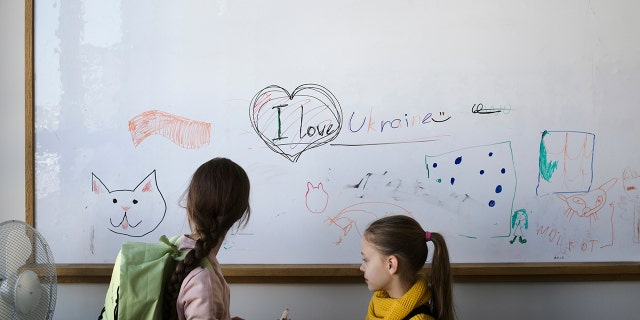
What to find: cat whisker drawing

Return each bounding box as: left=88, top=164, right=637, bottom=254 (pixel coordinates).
left=556, top=177, right=617, bottom=227
left=109, top=212, right=142, bottom=230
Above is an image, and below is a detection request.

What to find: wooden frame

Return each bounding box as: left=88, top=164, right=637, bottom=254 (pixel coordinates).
left=54, top=262, right=640, bottom=284
left=25, top=0, right=640, bottom=284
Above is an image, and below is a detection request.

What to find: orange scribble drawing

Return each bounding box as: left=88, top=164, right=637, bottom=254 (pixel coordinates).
left=128, top=110, right=211, bottom=149
left=325, top=202, right=412, bottom=245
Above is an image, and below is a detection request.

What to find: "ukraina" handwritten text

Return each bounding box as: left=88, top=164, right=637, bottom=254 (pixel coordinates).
left=348, top=109, right=451, bottom=133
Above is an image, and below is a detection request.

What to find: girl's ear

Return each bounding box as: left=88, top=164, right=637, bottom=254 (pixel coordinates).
left=387, top=255, right=399, bottom=275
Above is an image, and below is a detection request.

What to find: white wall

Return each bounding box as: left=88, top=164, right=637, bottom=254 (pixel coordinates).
left=2, top=1, right=638, bottom=319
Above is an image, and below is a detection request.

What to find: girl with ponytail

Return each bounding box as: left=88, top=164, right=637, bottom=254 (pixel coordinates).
left=164, top=157, right=251, bottom=320
left=360, top=215, right=455, bottom=320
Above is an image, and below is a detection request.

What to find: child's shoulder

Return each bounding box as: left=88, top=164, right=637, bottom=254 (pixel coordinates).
left=182, top=265, right=213, bottom=289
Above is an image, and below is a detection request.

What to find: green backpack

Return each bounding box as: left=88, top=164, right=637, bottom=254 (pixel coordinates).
left=99, top=235, right=214, bottom=320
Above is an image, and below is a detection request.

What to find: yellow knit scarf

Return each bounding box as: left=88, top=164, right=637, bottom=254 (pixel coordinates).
left=366, top=274, right=433, bottom=320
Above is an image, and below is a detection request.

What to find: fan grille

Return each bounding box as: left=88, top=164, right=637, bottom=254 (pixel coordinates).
left=0, top=220, right=57, bottom=319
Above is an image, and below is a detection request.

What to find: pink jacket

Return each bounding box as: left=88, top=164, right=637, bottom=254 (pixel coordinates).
left=177, top=236, right=231, bottom=320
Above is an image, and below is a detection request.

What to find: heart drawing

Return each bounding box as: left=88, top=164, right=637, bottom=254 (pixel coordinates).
left=249, top=84, right=343, bottom=162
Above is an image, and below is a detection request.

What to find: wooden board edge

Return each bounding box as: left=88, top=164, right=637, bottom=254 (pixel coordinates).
left=56, top=262, right=640, bottom=284
left=25, top=0, right=35, bottom=227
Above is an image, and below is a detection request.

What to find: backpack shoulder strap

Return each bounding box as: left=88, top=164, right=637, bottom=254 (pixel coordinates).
left=403, top=304, right=434, bottom=320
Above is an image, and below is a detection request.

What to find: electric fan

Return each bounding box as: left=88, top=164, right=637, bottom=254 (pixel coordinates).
left=0, top=220, right=57, bottom=319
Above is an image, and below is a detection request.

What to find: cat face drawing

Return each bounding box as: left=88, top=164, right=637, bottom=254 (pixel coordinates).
left=556, top=177, right=617, bottom=226
left=91, top=170, right=166, bottom=237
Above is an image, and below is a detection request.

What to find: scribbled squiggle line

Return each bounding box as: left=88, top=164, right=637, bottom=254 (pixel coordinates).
left=128, top=110, right=211, bottom=149
left=326, top=202, right=412, bottom=245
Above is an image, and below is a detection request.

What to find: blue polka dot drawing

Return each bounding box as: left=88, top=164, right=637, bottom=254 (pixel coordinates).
left=424, top=141, right=517, bottom=240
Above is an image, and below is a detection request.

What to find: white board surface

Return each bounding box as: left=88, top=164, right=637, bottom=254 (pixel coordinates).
left=34, top=0, right=640, bottom=264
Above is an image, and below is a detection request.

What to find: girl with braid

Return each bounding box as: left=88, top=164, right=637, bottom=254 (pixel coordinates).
left=165, top=157, right=251, bottom=320
left=360, top=215, right=456, bottom=320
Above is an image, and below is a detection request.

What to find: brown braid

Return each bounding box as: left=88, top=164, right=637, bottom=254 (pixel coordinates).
left=163, top=158, right=251, bottom=320
left=163, top=233, right=218, bottom=319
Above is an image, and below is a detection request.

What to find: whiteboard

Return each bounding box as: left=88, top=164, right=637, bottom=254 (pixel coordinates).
left=33, top=0, right=640, bottom=264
